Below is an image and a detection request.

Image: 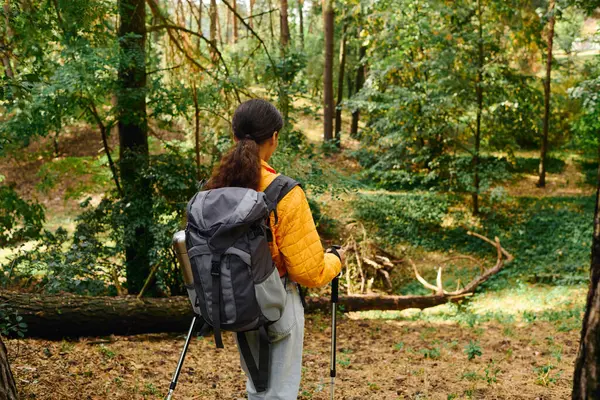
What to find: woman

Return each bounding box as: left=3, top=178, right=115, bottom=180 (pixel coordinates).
left=205, top=99, right=344, bottom=399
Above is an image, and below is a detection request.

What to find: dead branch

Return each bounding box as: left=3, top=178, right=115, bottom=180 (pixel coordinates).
left=410, top=232, right=513, bottom=297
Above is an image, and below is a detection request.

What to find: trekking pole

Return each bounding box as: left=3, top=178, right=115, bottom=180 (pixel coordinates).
left=328, top=245, right=341, bottom=400
left=330, top=274, right=338, bottom=400
left=165, top=316, right=199, bottom=400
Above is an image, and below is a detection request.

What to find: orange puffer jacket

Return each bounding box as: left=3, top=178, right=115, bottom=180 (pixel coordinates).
left=259, top=159, right=341, bottom=288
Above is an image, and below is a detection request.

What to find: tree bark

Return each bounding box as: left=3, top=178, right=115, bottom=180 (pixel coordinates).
left=572, top=144, right=600, bottom=399
left=278, top=0, right=291, bottom=129
left=209, top=0, right=218, bottom=62
left=334, top=22, right=347, bottom=145
left=192, top=82, right=202, bottom=181
left=268, top=0, right=275, bottom=47
left=538, top=0, right=555, bottom=189
left=225, top=4, right=231, bottom=44
left=279, top=0, right=290, bottom=48
left=323, top=0, right=334, bottom=142
left=2, top=291, right=469, bottom=338
left=118, top=0, right=153, bottom=294
left=472, top=0, right=483, bottom=216
left=249, top=0, right=255, bottom=29
left=232, top=0, right=238, bottom=43
left=351, top=42, right=366, bottom=138
left=0, top=335, right=18, bottom=400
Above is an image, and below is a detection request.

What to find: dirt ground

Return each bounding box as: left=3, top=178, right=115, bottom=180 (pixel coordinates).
left=7, top=313, right=578, bottom=400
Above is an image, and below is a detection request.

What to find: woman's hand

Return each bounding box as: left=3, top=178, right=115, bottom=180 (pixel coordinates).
left=327, top=246, right=346, bottom=266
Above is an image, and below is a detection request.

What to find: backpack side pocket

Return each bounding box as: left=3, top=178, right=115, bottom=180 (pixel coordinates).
left=254, top=267, right=286, bottom=322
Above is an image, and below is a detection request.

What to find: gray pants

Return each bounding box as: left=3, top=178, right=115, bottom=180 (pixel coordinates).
left=235, top=281, right=305, bottom=400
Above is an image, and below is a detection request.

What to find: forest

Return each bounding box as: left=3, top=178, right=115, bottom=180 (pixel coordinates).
left=1, top=0, right=600, bottom=398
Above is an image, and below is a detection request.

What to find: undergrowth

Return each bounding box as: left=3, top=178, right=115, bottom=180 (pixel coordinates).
left=354, top=192, right=593, bottom=292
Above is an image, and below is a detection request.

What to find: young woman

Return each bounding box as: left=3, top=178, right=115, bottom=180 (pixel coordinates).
left=205, top=99, right=344, bottom=399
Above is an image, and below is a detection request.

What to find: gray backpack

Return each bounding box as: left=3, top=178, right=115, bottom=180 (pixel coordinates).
left=185, top=175, right=299, bottom=392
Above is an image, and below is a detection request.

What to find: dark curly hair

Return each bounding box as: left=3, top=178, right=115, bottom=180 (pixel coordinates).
left=205, top=99, right=283, bottom=190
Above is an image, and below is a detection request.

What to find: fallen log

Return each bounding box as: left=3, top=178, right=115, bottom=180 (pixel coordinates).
left=2, top=231, right=512, bottom=339
left=2, top=291, right=469, bottom=339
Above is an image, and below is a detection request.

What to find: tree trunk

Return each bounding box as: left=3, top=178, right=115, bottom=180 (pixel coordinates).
left=323, top=0, right=334, bottom=142
left=118, top=0, right=153, bottom=295
left=572, top=144, right=600, bottom=399
left=351, top=42, right=367, bottom=138
left=278, top=0, right=291, bottom=129
left=298, top=0, right=304, bottom=50
left=0, top=336, right=18, bottom=400
left=472, top=0, right=483, bottom=216
left=268, top=0, right=275, bottom=47
left=334, top=22, right=347, bottom=145
left=279, top=0, right=290, bottom=48
left=538, top=0, right=555, bottom=188
left=1, top=291, right=470, bottom=338
left=1, top=0, right=15, bottom=80
left=249, top=0, right=255, bottom=29
left=217, top=3, right=224, bottom=47
left=225, top=4, right=231, bottom=44
left=232, top=0, right=238, bottom=44
left=197, top=0, right=202, bottom=50
left=210, top=0, right=218, bottom=62
left=192, top=83, right=202, bottom=181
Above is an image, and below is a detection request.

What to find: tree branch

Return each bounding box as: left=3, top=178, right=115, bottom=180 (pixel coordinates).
left=86, top=102, right=123, bottom=197
left=220, top=0, right=277, bottom=73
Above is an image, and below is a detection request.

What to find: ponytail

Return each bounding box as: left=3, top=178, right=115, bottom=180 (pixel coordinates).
left=205, top=99, right=283, bottom=190
left=205, top=139, right=261, bottom=190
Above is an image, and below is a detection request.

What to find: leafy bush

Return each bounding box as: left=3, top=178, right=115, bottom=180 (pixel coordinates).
left=3, top=148, right=204, bottom=295
left=36, top=156, right=111, bottom=199
left=464, top=341, right=482, bottom=361
left=0, top=303, right=27, bottom=337
left=0, top=184, right=45, bottom=246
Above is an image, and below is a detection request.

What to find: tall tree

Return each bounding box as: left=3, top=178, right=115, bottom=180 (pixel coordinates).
left=280, top=0, right=290, bottom=47
left=571, top=37, right=600, bottom=399
left=572, top=144, right=600, bottom=398
left=210, top=0, right=218, bottom=62
left=232, top=0, right=238, bottom=43
left=537, top=0, right=556, bottom=188
left=350, top=42, right=366, bottom=137
left=117, top=0, right=154, bottom=294
left=249, top=0, right=256, bottom=29
left=0, top=336, right=18, bottom=400
left=334, top=21, right=348, bottom=144
left=278, top=0, right=291, bottom=128
left=323, top=0, right=334, bottom=142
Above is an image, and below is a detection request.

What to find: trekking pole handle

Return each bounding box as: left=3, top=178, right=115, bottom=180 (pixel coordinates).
left=327, top=245, right=342, bottom=303
left=331, top=276, right=339, bottom=303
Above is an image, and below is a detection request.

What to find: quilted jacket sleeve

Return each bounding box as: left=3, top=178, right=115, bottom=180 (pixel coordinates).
left=274, top=186, right=342, bottom=288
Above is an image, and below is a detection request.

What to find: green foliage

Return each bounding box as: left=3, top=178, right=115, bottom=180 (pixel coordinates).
left=419, top=346, right=441, bottom=359
left=4, top=148, right=203, bottom=295
left=0, top=304, right=27, bottom=337
left=354, top=191, right=593, bottom=288
left=464, top=340, right=483, bottom=361
left=36, top=156, right=111, bottom=198
left=534, top=364, right=559, bottom=386
left=0, top=184, right=45, bottom=246
left=484, top=360, right=500, bottom=384
left=347, top=0, right=548, bottom=200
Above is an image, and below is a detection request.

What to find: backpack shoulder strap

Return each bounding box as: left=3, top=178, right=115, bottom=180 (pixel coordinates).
left=263, top=175, right=300, bottom=210
left=263, top=175, right=300, bottom=225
